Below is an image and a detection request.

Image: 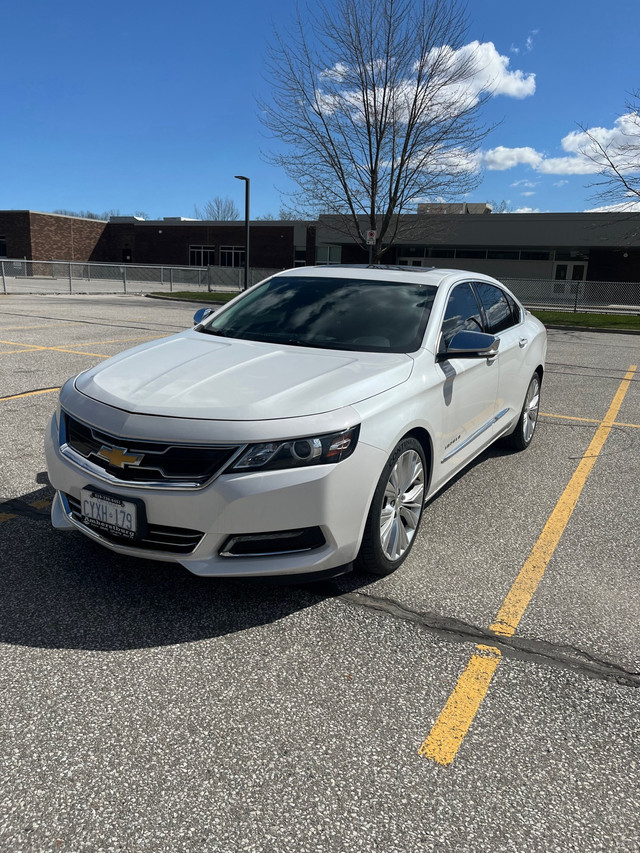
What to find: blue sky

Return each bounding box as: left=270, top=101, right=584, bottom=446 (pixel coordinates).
left=2, top=0, right=639, bottom=219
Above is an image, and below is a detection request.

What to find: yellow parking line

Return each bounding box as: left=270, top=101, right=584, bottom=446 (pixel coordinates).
left=0, top=497, right=53, bottom=524
left=540, top=412, right=600, bottom=424
left=420, top=364, right=638, bottom=766
left=0, top=339, right=109, bottom=358
left=0, top=388, right=61, bottom=402
left=0, top=335, right=161, bottom=358
left=541, top=412, right=640, bottom=430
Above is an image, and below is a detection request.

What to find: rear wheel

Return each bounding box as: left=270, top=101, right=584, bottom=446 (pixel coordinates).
left=504, top=373, right=540, bottom=451
left=355, top=437, right=426, bottom=576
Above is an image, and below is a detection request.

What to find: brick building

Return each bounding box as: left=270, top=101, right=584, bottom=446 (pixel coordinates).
left=2, top=208, right=640, bottom=285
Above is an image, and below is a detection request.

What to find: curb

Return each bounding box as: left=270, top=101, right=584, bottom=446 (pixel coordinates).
left=543, top=323, right=640, bottom=336
left=145, top=293, right=232, bottom=305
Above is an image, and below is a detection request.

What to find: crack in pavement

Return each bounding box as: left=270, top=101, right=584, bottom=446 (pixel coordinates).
left=322, top=587, right=640, bottom=689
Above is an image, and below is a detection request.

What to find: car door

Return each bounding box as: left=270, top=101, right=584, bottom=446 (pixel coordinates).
left=435, top=282, right=500, bottom=482
left=473, top=282, right=528, bottom=429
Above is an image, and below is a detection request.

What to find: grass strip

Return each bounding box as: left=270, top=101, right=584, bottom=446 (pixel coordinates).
left=531, top=309, right=640, bottom=330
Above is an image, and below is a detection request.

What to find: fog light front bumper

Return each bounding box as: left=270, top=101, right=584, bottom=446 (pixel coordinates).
left=219, top=527, right=326, bottom=558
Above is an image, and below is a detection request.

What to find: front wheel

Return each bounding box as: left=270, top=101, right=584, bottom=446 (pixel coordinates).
left=504, top=373, right=541, bottom=451
left=355, top=437, right=426, bottom=576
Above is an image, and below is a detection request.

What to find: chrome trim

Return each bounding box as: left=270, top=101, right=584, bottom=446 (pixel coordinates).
left=219, top=531, right=325, bottom=558
left=219, top=545, right=319, bottom=558
left=441, top=408, right=510, bottom=463
left=60, top=492, right=204, bottom=555
left=59, top=411, right=247, bottom=491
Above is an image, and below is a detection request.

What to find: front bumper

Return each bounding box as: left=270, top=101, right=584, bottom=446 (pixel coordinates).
left=45, top=412, right=385, bottom=577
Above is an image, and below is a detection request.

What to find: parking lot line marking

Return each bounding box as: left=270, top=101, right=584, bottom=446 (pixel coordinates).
left=0, top=335, right=162, bottom=358
left=419, top=645, right=502, bottom=766
left=541, top=412, right=600, bottom=424
left=0, top=338, right=109, bottom=358
left=0, top=497, right=53, bottom=525
left=541, top=412, right=640, bottom=430
left=0, top=347, right=43, bottom=355
left=0, top=388, right=61, bottom=402
left=420, top=364, right=638, bottom=767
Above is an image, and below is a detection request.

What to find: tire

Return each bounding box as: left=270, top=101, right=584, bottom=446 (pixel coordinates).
left=355, top=437, right=426, bottom=576
left=504, top=372, right=541, bottom=451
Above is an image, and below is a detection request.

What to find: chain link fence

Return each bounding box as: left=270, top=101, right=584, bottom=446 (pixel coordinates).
left=1, top=260, right=639, bottom=313
left=502, top=277, right=640, bottom=313
left=0, top=260, right=281, bottom=296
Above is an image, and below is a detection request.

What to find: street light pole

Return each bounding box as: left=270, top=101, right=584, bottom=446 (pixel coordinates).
left=234, top=175, right=250, bottom=290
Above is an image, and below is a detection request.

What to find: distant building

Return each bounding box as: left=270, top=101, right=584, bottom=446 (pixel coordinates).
left=2, top=208, right=640, bottom=285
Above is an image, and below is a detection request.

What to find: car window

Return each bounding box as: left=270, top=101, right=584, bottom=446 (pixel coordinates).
left=473, top=282, right=516, bottom=334
left=505, top=291, right=522, bottom=325
left=200, top=275, right=437, bottom=353
left=440, top=283, right=484, bottom=348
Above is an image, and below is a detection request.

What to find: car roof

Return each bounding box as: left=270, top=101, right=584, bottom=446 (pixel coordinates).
left=274, top=264, right=504, bottom=289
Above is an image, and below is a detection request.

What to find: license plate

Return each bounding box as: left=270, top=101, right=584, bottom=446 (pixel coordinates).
left=80, top=488, right=138, bottom=539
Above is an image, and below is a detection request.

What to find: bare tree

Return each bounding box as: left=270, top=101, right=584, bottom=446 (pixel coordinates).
left=261, top=0, right=491, bottom=260
left=52, top=208, right=121, bottom=220
left=195, top=197, right=240, bottom=220
left=487, top=199, right=513, bottom=214
left=580, top=91, right=640, bottom=210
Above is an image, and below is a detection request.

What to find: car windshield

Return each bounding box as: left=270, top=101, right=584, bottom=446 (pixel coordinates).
left=199, top=275, right=437, bottom=353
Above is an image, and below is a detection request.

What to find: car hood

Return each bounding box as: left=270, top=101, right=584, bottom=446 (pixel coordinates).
left=75, top=332, right=414, bottom=420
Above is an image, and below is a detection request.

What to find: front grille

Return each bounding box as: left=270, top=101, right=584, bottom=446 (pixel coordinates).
left=62, top=413, right=241, bottom=487
left=65, top=494, right=204, bottom=554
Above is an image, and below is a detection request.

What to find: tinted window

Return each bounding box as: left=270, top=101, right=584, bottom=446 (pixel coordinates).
left=505, top=292, right=522, bottom=325
left=440, top=283, right=483, bottom=348
left=201, top=276, right=437, bottom=353
left=474, top=282, right=515, bottom=334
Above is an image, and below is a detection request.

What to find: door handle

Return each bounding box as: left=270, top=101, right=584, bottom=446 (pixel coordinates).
left=519, top=337, right=528, bottom=348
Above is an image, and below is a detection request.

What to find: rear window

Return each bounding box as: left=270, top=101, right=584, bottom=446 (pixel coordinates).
left=200, top=276, right=437, bottom=353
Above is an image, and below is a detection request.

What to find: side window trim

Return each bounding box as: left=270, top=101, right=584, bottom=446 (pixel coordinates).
left=472, top=281, right=518, bottom=335
left=438, top=281, right=486, bottom=353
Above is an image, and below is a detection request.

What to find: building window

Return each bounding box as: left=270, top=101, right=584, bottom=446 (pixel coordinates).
left=190, top=245, right=216, bottom=266
left=316, top=245, right=342, bottom=264
left=428, top=248, right=455, bottom=258
left=487, top=250, right=519, bottom=260
left=294, top=247, right=307, bottom=267
left=220, top=246, right=246, bottom=267
left=520, top=250, right=551, bottom=261
left=456, top=249, right=487, bottom=259
left=0, top=236, right=6, bottom=257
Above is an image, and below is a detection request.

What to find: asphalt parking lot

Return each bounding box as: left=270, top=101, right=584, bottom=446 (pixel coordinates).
left=1, top=293, right=639, bottom=853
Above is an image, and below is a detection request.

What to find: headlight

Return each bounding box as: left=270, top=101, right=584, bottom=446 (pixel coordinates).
left=230, top=425, right=360, bottom=472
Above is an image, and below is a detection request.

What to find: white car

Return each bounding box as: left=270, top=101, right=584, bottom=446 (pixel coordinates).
left=45, top=265, right=546, bottom=579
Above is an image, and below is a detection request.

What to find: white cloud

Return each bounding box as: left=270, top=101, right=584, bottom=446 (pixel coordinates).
left=481, top=112, right=640, bottom=177
left=521, top=190, right=536, bottom=196
left=317, top=41, right=535, bottom=126
left=319, top=62, right=349, bottom=82
left=585, top=198, right=640, bottom=212
left=513, top=207, right=540, bottom=213
left=553, top=180, right=569, bottom=187
left=511, top=179, right=537, bottom=188
left=537, top=156, right=599, bottom=175
left=482, top=146, right=543, bottom=170
left=463, top=41, right=536, bottom=99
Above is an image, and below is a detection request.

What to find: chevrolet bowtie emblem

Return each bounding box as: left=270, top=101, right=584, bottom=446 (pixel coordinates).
left=97, top=445, right=144, bottom=468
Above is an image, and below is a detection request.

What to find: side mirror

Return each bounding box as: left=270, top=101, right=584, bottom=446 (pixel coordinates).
left=193, top=307, right=214, bottom=326
left=437, top=330, right=500, bottom=361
